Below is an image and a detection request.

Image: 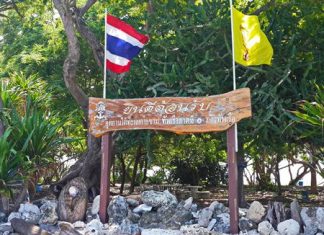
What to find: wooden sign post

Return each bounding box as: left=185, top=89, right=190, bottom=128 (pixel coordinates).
left=89, top=88, right=252, bottom=234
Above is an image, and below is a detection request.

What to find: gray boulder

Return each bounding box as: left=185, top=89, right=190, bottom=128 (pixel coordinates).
left=107, top=196, right=128, bottom=224
left=257, top=221, right=274, bottom=235
left=277, top=219, right=300, bottom=235
left=39, top=200, right=58, bottom=225
left=18, top=203, right=41, bottom=224
left=141, top=190, right=178, bottom=208
left=247, top=201, right=266, bottom=223
left=119, top=218, right=141, bottom=235
left=198, top=208, right=213, bottom=227
left=316, top=207, right=324, bottom=232
left=7, top=212, right=21, bottom=222
left=133, top=204, right=152, bottom=214
left=239, top=217, right=257, bottom=232
left=212, top=213, right=230, bottom=234
left=301, top=207, right=318, bottom=234
left=181, top=224, right=223, bottom=234
left=91, top=195, right=100, bottom=215
left=126, top=198, right=140, bottom=208
left=85, top=219, right=103, bottom=235
left=0, top=223, right=13, bottom=234
left=290, top=199, right=302, bottom=226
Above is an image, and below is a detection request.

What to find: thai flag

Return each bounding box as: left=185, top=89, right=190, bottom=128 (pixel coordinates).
left=106, top=15, right=149, bottom=74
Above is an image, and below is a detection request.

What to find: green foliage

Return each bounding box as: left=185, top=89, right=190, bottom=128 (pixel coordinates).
left=293, top=84, right=324, bottom=142
left=0, top=129, right=27, bottom=196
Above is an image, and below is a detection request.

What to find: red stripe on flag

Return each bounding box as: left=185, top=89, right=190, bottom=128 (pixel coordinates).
left=106, top=60, right=131, bottom=74
left=107, top=15, right=149, bottom=44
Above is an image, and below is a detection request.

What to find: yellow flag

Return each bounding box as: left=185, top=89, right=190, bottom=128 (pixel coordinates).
left=232, top=7, right=273, bottom=66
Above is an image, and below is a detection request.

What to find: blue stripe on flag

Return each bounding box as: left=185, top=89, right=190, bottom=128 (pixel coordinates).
left=106, top=35, right=142, bottom=60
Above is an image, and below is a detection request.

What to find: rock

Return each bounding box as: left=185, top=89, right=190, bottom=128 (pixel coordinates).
left=85, top=219, right=103, bottom=235
left=183, top=197, right=193, bottom=210
left=133, top=204, right=152, bottom=214
left=39, top=224, right=60, bottom=234
left=270, top=231, right=279, bottom=235
left=141, top=190, right=178, bottom=208
left=212, top=213, right=230, bottom=234
left=58, top=221, right=81, bottom=235
left=91, top=195, right=100, bottom=215
left=0, top=223, right=13, bottom=233
left=11, top=218, right=51, bottom=235
left=18, top=203, right=41, bottom=224
left=107, top=195, right=128, bottom=224
left=73, top=221, right=86, bottom=229
left=207, top=219, right=217, bottom=231
left=126, top=198, right=140, bottom=208
left=166, top=205, right=193, bottom=229
left=277, top=219, right=300, bottom=235
left=257, top=221, right=274, bottom=235
left=209, top=201, right=229, bottom=217
left=245, top=229, right=261, bottom=235
left=316, top=233, right=324, bottom=235
left=58, top=177, right=88, bottom=223
left=247, top=201, right=266, bottom=223
left=7, top=212, right=21, bottom=222
left=301, top=207, right=318, bottom=234
left=127, top=210, right=141, bottom=224
left=191, top=204, right=198, bottom=213
left=239, top=208, right=248, bottom=218
left=316, top=207, right=324, bottom=232
left=120, top=218, right=141, bottom=235
left=86, top=207, right=99, bottom=223
left=198, top=208, right=213, bottom=227
left=181, top=224, right=222, bottom=234
left=39, top=200, right=58, bottom=225
left=0, top=212, right=6, bottom=223
left=290, top=199, right=302, bottom=226
left=139, top=211, right=160, bottom=229
left=141, top=229, right=182, bottom=235
left=304, top=224, right=318, bottom=235
left=239, top=217, right=257, bottom=232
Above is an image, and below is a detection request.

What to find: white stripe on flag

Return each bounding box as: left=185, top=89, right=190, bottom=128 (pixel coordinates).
left=106, top=24, right=145, bottom=48
left=106, top=50, right=130, bottom=66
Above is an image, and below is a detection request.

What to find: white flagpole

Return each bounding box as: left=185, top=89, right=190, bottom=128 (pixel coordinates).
left=103, top=9, right=107, bottom=99
left=229, top=0, right=238, bottom=152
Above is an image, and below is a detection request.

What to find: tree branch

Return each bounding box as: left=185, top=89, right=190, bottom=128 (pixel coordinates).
left=53, top=0, right=88, bottom=113
left=79, top=0, right=97, bottom=17
left=252, top=0, right=275, bottom=16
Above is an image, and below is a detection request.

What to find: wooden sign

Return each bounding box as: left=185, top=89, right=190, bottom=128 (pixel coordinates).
left=89, top=88, right=252, bottom=137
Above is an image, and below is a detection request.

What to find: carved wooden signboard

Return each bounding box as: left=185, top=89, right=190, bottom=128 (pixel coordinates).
left=89, top=88, right=252, bottom=137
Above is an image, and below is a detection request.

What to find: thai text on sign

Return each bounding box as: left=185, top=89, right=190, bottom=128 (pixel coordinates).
left=89, top=88, right=252, bottom=137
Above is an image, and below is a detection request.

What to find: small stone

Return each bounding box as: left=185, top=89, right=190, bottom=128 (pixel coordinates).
left=18, top=203, right=41, bottom=224
left=133, top=204, right=152, bottom=214
left=239, top=217, right=257, bottom=231
left=141, top=228, right=182, bottom=235
left=91, top=195, right=100, bottom=215
left=183, top=197, right=193, bottom=210
left=198, top=208, right=213, bottom=227
left=212, top=213, right=230, bottom=234
left=0, top=223, right=13, bottom=233
left=247, top=201, right=266, bottom=223
left=126, top=198, right=140, bottom=208
left=277, top=219, right=300, bottom=235
left=85, top=219, right=103, bottom=235
left=257, top=221, right=274, bottom=235
left=7, top=212, right=21, bottom=222
left=239, top=208, right=248, bottom=218
left=73, top=221, right=86, bottom=228
left=68, top=186, right=79, bottom=197
left=207, top=218, right=217, bottom=231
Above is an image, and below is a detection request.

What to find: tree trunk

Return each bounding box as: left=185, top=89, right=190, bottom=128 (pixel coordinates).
left=275, top=155, right=282, bottom=196
left=118, top=154, right=126, bottom=195
left=142, top=156, right=148, bottom=184
left=310, top=162, right=317, bottom=194
left=129, top=144, right=142, bottom=194
left=51, top=0, right=105, bottom=192
left=289, top=166, right=309, bottom=186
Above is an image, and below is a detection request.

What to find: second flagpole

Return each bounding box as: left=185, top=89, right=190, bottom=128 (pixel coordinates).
left=99, top=9, right=112, bottom=223
left=228, top=0, right=239, bottom=234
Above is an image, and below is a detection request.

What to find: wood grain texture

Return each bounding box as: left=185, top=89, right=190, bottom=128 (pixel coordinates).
left=89, top=88, right=252, bottom=137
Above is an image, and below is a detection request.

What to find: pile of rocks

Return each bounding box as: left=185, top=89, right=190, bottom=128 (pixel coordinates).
left=0, top=190, right=324, bottom=235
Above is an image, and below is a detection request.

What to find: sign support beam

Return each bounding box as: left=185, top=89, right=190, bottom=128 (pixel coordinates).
left=227, top=125, right=239, bottom=234
left=99, top=133, right=112, bottom=223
